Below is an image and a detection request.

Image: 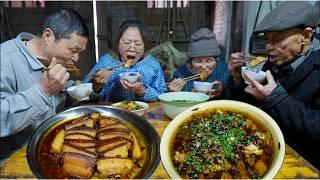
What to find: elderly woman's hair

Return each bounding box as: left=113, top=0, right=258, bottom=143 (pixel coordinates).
left=115, top=19, right=149, bottom=49
left=37, top=9, right=89, bottom=41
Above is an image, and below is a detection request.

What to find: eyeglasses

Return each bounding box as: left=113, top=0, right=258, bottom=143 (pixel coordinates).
left=119, top=41, right=144, bottom=51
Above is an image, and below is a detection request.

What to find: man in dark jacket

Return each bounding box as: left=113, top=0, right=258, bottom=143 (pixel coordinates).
left=227, top=1, right=320, bottom=169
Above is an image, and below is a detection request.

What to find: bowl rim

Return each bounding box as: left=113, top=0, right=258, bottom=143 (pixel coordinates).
left=160, top=100, right=285, bottom=179
left=241, top=66, right=266, bottom=76
left=27, top=105, right=160, bottom=179
left=119, top=72, right=141, bottom=76
left=111, top=101, right=149, bottom=112
left=66, top=83, right=93, bottom=92
left=158, top=92, right=209, bottom=104
left=193, top=81, right=213, bottom=85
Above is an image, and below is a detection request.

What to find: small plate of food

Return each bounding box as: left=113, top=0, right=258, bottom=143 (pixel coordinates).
left=112, top=100, right=149, bottom=116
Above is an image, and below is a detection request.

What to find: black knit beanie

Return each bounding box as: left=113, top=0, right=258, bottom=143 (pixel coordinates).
left=187, top=28, right=221, bottom=58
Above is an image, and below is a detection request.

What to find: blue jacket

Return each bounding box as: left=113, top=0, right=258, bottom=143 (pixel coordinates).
left=84, top=53, right=167, bottom=102
left=172, top=60, right=229, bottom=92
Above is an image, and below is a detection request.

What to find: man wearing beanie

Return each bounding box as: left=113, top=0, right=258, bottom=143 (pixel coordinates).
left=227, top=1, right=320, bottom=169
left=167, top=28, right=229, bottom=99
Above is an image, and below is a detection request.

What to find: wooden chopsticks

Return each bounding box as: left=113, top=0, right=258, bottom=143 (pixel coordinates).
left=244, top=56, right=257, bottom=62
left=42, top=66, right=80, bottom=73
left=165, top=74, right=201, bottom=86
left=85, top=63, right=125, bottom=78
left=183, top=74, right=200, bottom=82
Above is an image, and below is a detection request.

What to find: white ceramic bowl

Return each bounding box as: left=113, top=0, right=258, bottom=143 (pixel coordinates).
left=158, top=92, right=209, bottom=119
left=160, top=100, right=285, bottom=179
left=119, top=72, right=140, bottom=84
left=66, top=83, right=93, bottom=101
left=193, top=81, right=214, bottom=93
left=112, top=101, right=149, bottom=116
left=241, top=66, right=266, bottom=85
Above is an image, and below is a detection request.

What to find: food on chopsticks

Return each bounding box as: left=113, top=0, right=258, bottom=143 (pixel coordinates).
left=199, top=71, right=209, bottom=81
left=85, top=60, right=135, bottom=79
left=43, top=64, right=80, bottom=76
left=172, top=108, right=274, bottom=179
left=116, top=100, right=144, bottom=111
left=39, top=112, right=146, bottom=178
left=248, top=56, right=266, bottom=67
left=124, top=59, right=135, bottom=68
left=182, top=71, right=209, bottom=82
left=66, top=64, right=81, bottom=76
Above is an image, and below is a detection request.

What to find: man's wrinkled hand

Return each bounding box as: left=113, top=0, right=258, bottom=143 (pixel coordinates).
left=229, top=52, right=245, bottom=85
left=38, top=57, right=70, bottom=96
left=244, top=70, right=277, bottom=100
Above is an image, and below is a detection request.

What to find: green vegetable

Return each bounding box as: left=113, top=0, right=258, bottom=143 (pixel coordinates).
left=174, top=111, right=254, bottom=178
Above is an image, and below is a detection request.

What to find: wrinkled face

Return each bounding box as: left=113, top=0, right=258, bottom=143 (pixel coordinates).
left=264, top=28, right=310, bottom=66
left=118, top=27, right=145, bottom=62
left=46, top=32, right=88, bottom=66
left=190, top=56, right=217, bottom=75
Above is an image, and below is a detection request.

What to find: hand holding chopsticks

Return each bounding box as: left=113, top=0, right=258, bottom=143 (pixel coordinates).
left=166, top=72, right=208, bottom=86
left=166, top=74, right=200, bottom=86
left=183, top=74, right=200, bottom=82
left=39, top=57, right=70, bottom=96
left=183, top=71, right=209, bottom=82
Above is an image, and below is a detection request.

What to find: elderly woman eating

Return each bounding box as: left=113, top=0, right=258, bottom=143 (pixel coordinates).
left=167, top=28, right=229, bottom=99
left=83, top=19, right=166, bottom=102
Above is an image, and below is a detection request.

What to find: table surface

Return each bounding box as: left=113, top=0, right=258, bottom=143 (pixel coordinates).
left=1, top=102, right=319, bottom=178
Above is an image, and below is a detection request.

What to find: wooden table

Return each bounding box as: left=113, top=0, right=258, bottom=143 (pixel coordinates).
left=1, top=102, right=319, bottom=178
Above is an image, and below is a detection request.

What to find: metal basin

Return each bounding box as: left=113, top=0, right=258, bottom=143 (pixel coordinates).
left=27, top=105, right=160, bottom=178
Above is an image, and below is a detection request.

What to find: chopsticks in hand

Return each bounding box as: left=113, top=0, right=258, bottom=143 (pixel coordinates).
left=42, top=65, right=80, bottom=75
left=244, top=56, right=257, bottom=62
left=85, top=63, right=125, bottom=78
left=166, top=74, right=200, bottom=86
left=183, top=74, right=200, bottom=82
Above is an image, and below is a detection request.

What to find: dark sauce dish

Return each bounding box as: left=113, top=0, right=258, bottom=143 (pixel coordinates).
left=27, top=105, right=160, bottom=178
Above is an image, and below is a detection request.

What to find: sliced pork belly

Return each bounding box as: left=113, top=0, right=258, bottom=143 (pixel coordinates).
left=65, top=133, right=95, bottom=140
left=65, top=117, right=95, bottom=130
left=64, top=139, right=96, bottom=148
left=99, top=117, right=120, bottom=127
left=63, top=142, right=96, bottom=158
left=50, top=129, right=65, bottom=154
left=66, top=126, right=96, bottom=137
left=99, top=141, right=129, bottom=158
left=130, top=132, right=142, bottom=159
left=98, top=137, right=133, bottom=150
left=62, top=152, right=95, bottom=178
left=96, top=157, right=133, bottom=177
left=99, top=124, right=129, bottom=132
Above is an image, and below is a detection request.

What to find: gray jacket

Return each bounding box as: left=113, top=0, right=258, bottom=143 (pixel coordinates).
left=0, top=33, right=66, bottom=160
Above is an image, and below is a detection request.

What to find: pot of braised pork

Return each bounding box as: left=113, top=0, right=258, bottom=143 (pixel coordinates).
left=27, top=105, right=160, bottom=179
